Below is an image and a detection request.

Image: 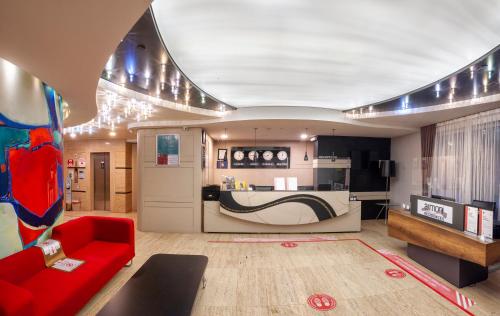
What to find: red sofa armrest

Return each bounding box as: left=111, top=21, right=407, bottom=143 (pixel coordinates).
left=0, top=279, right=34, bottom=316
left=91, top=217, right=135, bottom=256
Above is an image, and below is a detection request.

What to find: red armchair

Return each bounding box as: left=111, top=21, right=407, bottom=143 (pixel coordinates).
left=0, top=216, right=134, bottom=316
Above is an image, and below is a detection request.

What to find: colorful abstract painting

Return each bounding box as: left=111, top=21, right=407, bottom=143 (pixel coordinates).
left=0, top=59, right=64, bottom=258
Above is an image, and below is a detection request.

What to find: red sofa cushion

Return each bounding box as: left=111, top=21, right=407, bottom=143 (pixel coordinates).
left=51, top=216, right=95, bottom=256
left=0, top=279, right=34, bottom=316
left=0, top=247, right=46, bottom=285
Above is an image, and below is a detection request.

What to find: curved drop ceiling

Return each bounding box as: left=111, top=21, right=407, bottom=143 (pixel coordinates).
left=152, top=0, right=500, bottom=110
left=0, top=0, right=150, bottom=126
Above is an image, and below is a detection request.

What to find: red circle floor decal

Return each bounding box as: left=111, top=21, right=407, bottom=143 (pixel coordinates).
left=281, top=241, right=298, bottom=248
left=307, top=293, right=336, bottom=311
left=385, top=268, right=406, bottom=279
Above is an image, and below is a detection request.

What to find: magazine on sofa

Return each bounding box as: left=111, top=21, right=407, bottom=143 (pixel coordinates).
left=51, top=258, right=85, bottom=272
left=36, top=239, right=85, bottom=272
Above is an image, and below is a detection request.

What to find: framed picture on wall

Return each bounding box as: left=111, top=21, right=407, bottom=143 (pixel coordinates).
left=218, top=149, right=227, bottom=160
left=217, top=148, right=228, bottom=169
left=156, top=134, right=180, bottom=166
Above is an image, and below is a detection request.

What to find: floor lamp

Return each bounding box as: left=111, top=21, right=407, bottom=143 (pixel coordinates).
left=376, top=160, right=395, bottom=223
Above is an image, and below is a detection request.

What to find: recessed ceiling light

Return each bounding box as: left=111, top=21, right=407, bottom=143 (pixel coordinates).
left=105, top=142, right=111, bottom=145
left=109, top=131, right=117, bottom=137
left=70, top=132, right=76, bottom=139
left=300, top=133, right=308, bottom=140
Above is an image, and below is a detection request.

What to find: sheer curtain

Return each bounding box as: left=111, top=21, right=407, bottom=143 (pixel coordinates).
left=430, top=108, right=500, bottom=218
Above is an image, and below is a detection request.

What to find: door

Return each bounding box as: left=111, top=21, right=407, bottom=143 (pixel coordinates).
left=92, top=153, right=110, bottom=211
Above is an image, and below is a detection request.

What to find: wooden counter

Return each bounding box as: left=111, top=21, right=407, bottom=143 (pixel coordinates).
left=388, top=209, right=500, bottom=267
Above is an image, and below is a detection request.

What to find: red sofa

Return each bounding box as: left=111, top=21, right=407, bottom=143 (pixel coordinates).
left=0, top=216, right=135, bottom=316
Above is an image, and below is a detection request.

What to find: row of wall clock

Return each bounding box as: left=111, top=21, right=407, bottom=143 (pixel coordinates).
left=233, top=150, right=288, bottom=161
left=230, top=147, right=291, bottom=169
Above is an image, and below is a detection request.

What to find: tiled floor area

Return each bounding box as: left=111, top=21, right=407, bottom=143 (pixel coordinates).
left=65, top=211, right=500, bottom=315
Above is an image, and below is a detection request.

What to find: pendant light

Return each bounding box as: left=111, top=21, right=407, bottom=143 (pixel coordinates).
left=254, top=128, right=258, bottom=149
left=304, top=128, right=309, bottom=161
left=331, top=128, right=337, bottom=162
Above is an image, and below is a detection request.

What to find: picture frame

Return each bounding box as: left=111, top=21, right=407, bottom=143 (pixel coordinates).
left=218, top=148, right=228, bottom=161
left=156, top=134, right=180, bottom=166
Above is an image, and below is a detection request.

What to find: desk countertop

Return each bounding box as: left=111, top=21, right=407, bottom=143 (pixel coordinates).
left=388, top=209, right=500, bottom=266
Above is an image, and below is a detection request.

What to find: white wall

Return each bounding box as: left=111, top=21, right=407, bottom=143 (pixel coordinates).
left=390, top=131, right=422, bottom=206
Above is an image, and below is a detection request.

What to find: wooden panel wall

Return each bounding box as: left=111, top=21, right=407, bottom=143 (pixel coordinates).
left=137, top=128, right=202, bottom=233
left=63, top=139, right=133, bottom=212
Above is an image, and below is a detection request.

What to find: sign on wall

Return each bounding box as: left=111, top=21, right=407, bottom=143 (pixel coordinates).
left=156, top=134, right=180, bottom=166
left=410, top=195, right=465, bottom=230
left=416, top=199, right=453, bottom=224
left=230, top=147, right=290, bottom=169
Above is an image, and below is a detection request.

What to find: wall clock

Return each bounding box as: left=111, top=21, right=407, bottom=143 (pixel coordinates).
left=233, top=150, right=244, bottom=161
left=263, top=150, right=274, bottom=161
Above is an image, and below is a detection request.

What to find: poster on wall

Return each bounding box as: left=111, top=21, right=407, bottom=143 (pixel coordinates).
left=77, top=157, right=86, bottom=167
left=156, top=134, right=180, bottom=165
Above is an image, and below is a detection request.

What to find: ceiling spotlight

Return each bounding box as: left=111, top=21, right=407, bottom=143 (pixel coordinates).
left=109, top=131, right=117, bottom=137
left=105, top=142, right=111, bottom=145
left=70, top=132, right=76, bottom=139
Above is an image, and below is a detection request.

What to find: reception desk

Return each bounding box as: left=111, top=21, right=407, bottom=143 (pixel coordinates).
left=388, top=209, right=500, bottom=287
left=204, top=190, right=361, bottom=233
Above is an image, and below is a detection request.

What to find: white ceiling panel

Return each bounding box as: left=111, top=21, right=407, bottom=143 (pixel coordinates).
left=152, top=0, right=500, bottom=110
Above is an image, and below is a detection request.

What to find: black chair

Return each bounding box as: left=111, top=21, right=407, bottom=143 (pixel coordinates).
left=298, top=185, right=314, bottom=191
left=255, top=186, right=274, bottom=191
left=431, top=194, right=456, bottom=202
left=317, top=184, right=331, bottom=191
left=471, top=200, right=496, bottom=211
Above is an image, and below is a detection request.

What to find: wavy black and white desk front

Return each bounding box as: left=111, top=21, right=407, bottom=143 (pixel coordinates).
left=204, top=191, right=361, bottom=233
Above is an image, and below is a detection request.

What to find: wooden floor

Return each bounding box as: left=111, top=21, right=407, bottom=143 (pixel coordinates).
left=65, top=211, right=500, bottom=316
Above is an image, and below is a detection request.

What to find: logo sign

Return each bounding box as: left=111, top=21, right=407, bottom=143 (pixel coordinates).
left=385, top=269, right=406, bottom=279
left=307, top=293, right=336, bottom=311
left=67, top=159, right=74, bottom=167
left=417, top=199, right=453, bottom=224
left=280, top=242, right=298, bottom=248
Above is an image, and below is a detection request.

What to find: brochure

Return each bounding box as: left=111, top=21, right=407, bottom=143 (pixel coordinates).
left=464, top=206, right=479, bottom=234
left=479, top=209, right=494, bottom=240
left=51, top=258, right=85, bottom=272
